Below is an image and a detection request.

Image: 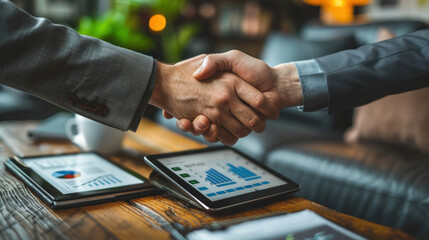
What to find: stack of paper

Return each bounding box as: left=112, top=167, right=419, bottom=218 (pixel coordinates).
left=187, top=210, right=366, bottom=240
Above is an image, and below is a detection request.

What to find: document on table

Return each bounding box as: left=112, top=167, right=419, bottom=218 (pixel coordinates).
left=186, top=210, right=367, bottom=240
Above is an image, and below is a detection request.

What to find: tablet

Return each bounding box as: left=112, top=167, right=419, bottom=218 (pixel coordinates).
left=5, top=152, right=158, bottom=208
left=144, top=146, right=301, bottom=211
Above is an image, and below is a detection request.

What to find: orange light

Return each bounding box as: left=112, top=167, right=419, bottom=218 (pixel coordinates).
left=303, top=0, right=371, bottom=24
left=332, top=0, right=347, bottom=7
left=149, top=14, right=166, bottom=32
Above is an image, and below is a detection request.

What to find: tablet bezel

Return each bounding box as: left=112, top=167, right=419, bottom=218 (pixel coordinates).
left=9, top=152, right=152, bottom=202
left=144, top=146, right=301, bottom=211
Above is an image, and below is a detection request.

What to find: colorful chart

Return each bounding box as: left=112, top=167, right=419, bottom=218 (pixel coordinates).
left=52, top=170, right=81, bottom=179
left=158, top=149, right=287, bottom=201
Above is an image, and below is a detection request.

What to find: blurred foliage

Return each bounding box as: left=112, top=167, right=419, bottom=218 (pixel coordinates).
left=78, top=1, right=154, bottom=52
left=77, top=0, right=200, bottom=62
left=161, top=23, right=199, bottom=64
left=419, top=0, right=429, bottom=6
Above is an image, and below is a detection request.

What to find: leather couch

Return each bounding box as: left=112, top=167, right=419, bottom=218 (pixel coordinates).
left=157, top=19, right=429, bottom=239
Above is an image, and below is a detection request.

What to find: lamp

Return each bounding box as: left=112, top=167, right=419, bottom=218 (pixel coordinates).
left=304, top=0, right=371, bottom=24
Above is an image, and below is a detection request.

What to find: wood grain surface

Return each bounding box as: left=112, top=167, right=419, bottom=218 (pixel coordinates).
left=0, top=119, right=414, bottom=240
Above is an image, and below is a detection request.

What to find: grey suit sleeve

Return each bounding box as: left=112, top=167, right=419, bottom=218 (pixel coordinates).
left=315, top=28, right=429, bottom=113
left=294, top=59, right=328, bottom=112
left=0, top=0, right=155, bottom=131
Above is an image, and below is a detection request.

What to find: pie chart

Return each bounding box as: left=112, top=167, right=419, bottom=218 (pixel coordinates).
left=52, top=170, right=81, bottom=179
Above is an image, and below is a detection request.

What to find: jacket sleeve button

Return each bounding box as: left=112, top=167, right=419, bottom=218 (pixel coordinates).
left=77, top=98, right=88, bottom=110
left=67, top=94, right=78, bottom=105
left=87, top=101, right=99, bottom=112
left=97, top=105, right=109, bottom=116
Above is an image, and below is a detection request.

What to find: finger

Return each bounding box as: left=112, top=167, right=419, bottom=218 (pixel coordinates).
left=226, top=76, right=267, bottom=132
left=163, top=110, right=174, bottom=119
left=220, top=111, right=251, bottom=139
left=203, top=124, right=219, bottom=143
left=193, top=51, right=241, bottom=80
left=217, top=126, right=238, bottom=146
left=230, top=101, right=266, bottom=133
left=190, top=115, right=211, bottom=136
left=176, top=119, right=193, bottom=132
left=234, top=78, right=279, bottom=120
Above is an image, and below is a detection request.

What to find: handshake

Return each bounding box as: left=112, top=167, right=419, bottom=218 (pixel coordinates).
left=148, top=50, right=304, bottom=146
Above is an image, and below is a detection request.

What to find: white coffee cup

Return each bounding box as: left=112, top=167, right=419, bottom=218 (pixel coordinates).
left=66, top=114, right=125, bottom=155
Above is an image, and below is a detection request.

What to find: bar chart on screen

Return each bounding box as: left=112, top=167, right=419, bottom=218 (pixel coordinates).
left=227, top=163, right=262, bottom=181
left=159, top=149, right=286, bottom=201
left=183, top=161, right=280, bottom=200
left=204, top=163, right=262, bottom=187
left=205, top=168, right=236, bottom=187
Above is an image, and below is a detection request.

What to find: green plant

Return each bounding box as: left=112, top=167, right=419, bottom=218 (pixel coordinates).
left=160, top=23, right=199, bottom=63
left=77, top=0, right=200, bottom=62
left=78, top=1, right=154, bottom=52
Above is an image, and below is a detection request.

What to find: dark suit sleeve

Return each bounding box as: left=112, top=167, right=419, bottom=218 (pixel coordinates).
left=0, top=0, right=156, bottom=131
left=315, top=28, right=429, bottom=113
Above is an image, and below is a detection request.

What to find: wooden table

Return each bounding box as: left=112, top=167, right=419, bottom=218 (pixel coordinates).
left=0, top=119, right=413, bottom=240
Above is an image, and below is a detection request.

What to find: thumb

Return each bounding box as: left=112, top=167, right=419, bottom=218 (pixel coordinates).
left=193, top=54, right=236, bottom=80
left=193, top=51, right=243, bottom=80
left=193, top=56, right=218, bottom=80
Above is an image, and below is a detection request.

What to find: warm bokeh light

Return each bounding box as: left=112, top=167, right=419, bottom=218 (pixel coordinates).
left=304, top=0, right=371, bottom=24
left=149, top=14, right=166, bottom=32
left=332, top=0, right=347, bottom=7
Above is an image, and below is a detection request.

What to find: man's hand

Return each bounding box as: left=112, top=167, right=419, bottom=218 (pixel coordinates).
left=149, top=55, right=278, bottom=145
left=170, top=50, right=304, bottom=141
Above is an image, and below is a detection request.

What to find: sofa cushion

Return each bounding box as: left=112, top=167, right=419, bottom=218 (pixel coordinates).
left=266, top=141, right=429, bottom=238
left=345, top=87, right=429, bottom=153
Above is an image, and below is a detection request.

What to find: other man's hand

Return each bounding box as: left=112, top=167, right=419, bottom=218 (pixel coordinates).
left=170, top=50, right=303, bottom=141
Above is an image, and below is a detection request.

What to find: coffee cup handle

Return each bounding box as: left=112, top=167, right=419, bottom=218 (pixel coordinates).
left=65, top=118, right=79, bottom=142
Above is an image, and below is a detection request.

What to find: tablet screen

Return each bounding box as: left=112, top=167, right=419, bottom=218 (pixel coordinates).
left=157, top=149, right=287, bottom=202
left=24, top=153, right=144, bottom=194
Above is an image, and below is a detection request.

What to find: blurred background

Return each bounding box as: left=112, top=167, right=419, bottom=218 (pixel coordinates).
left=8, top=0, right=429, bottom=60
left=2, top=0, right=429, bottom=121
left=3, top=2, right=429, bottom=237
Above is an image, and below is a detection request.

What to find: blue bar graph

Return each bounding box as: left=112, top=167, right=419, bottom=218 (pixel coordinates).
left=227, top=163, right=261, bottom=181
left=205, top=168, right=236, bottom=187
left=245, top=176, right=261, bottom=181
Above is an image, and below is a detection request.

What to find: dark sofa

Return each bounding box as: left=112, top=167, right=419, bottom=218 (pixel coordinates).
left=0, top=86, right=56, bottom=121
left=157, top=20, right=429, bottom=239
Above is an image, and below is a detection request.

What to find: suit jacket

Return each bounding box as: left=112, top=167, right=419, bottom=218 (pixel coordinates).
left=0, top=0, right=156, bottom=131
left=315, top=28, right=429, bottom=113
